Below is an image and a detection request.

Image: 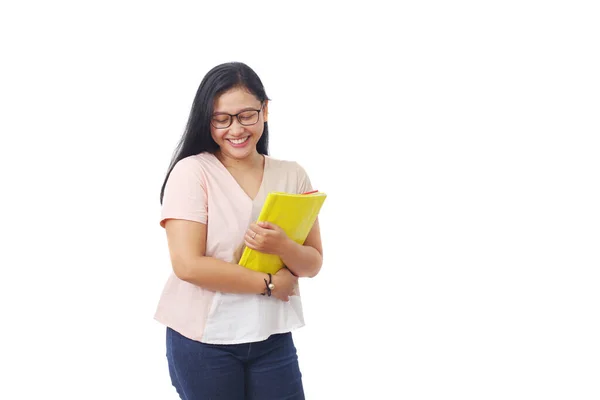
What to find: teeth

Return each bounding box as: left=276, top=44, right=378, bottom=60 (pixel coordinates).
left=229, top=137, right=249, bottom=144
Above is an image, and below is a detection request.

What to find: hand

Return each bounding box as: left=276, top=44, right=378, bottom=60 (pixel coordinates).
left=270, top=268, right=298, bottom=302
left=245, top=221, right=291, bottom=256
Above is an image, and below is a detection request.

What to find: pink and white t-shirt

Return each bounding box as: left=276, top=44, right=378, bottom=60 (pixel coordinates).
left=154, top=152, right=313, bottom=344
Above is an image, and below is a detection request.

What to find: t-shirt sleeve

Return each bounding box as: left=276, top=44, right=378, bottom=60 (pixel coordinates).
left=295, top=162, right=313, bottom=194
left=160, top=157, right=208, bottom=228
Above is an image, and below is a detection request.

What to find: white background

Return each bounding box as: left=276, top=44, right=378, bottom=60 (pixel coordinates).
left=1, top=1, right=599, bottom=399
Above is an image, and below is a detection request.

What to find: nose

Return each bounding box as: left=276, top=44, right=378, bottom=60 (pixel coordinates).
left=229, top=118, right=245, bottom=135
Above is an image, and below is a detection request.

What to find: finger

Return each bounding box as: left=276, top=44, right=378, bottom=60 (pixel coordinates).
left=257, top=222, right=280, bottom=234
left=246, top=227, right=257, bottom=238
left=245, top=229, right=263, bottom=243
left=244, top=232, right=260, bottom=248
left=260, top=222, right=284, bottom=234
left=250, top=222, right=270, bottom=234
left=245, top=230, right=256, bottom=241
left=257, top=221, right=272, bottom=229
left=253, top=225, right=272, bottom=237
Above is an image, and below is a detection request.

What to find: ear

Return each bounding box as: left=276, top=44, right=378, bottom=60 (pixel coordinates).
left=262, top=100, right=269, bottom=122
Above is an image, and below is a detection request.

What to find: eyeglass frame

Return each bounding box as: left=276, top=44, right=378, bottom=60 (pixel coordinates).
left=210, top=105, right=265, bottom=129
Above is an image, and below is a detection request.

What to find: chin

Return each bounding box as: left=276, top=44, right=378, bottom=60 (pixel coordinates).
left=222, top=146, right=255, bottom=160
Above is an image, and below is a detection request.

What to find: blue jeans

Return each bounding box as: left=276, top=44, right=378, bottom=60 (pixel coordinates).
left=166, top=327, right=305, bottom=399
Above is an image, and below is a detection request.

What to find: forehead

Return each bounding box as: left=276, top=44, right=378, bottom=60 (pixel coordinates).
left=213, top=87, right=261, bottom=112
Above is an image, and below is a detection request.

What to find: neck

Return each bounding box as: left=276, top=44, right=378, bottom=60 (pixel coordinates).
left=216, top=150, right=263, bottom=170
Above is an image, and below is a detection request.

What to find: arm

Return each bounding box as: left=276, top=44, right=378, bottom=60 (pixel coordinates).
left=283, top=162, right=324, bottom=277
left=165, top=218, right=297, bottom=298
left=245, top=218, right=323, bottom=278
left=280, top=219, right=323, bottom=278
left=165, top=219, right=265, bottom=293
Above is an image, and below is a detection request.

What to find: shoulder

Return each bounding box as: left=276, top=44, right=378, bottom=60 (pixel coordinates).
left=266, top=156, right=309, bottom=177
left=170, top=152, right=217, bottom=179
left=164, top=153, right=218, bottom=194
left=173, top=152, right=214, bottom=170
left=266, top=155, right=312, bottom=193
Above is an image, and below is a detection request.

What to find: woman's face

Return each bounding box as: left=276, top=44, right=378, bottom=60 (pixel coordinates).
left=210, top=87, right=268, bottom=162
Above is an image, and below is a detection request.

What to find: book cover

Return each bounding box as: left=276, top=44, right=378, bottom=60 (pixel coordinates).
left=238, top=191, right=327, bottom=274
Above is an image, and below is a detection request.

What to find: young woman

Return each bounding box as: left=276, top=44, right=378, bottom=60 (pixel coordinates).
left=155, top=62, right=323, bottom=399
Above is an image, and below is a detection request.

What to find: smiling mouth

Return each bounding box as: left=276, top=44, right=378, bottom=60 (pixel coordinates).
left=228, top=137, right=249, bottom=144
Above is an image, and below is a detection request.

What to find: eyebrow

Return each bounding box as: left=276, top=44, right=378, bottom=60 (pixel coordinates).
left=212, top=106, right=261, bottom=115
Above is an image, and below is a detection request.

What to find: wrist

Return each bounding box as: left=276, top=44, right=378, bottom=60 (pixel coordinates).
left=254, top=272, right=266, bottom=294
left=270, top=274, right=279, bottom=294
left=260, top=272, right=274, bottom=296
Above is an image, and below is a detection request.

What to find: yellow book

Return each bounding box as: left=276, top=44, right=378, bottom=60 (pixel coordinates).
left=239, top=190, right=327, bottom=275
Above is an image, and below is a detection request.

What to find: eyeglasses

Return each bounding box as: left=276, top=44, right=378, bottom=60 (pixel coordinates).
left=211, top=107, right=263, bottom=129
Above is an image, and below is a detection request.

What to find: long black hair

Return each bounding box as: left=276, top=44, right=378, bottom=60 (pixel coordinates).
left=160, top=62, right=270, bottom=204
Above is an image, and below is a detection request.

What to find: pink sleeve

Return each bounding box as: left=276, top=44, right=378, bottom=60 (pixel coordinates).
left=296, top=162, right=313, bottom=194
left=160, top=157, right=208, bottom=228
